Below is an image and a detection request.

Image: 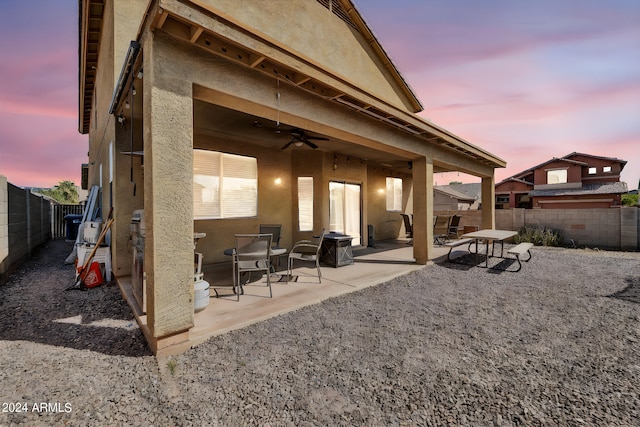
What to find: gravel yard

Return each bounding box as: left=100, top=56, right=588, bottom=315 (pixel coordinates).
left=1, top=238, right=639, bottom=426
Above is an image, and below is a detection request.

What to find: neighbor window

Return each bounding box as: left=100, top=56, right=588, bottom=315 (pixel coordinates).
left=298, top=177, right=313, bottom=231
left=386, top=177, right=402, bottom=211
left=603, top=166, right=612, bottom=173
left=588, top=167, right=597, bottom=174
left=547, top=169, right=567, bottom=184
left=193, top=150, right=257, bottom=219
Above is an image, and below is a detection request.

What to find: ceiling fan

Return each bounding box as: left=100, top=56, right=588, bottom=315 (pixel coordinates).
left=281, top=128, right=328, bottom=150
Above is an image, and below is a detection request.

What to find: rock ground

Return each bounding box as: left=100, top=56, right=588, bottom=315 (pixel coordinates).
left=1, top=238, right=639, bottom=426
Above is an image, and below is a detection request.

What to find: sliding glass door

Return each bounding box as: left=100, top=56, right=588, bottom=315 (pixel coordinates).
left=329, top=181, right=361, bottom=246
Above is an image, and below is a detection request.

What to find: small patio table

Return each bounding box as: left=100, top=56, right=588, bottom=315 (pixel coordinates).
left=461, top=229, right=517, bottom=268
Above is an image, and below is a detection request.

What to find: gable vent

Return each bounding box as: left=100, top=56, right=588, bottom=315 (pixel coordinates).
left=316, top=0, right=360, bottom=32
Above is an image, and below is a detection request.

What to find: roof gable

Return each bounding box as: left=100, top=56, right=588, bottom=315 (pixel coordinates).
left=193, top=0, right=422, bottom=112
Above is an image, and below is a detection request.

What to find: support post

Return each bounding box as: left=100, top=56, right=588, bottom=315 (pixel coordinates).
left=412, top=157, right=433, bottom=264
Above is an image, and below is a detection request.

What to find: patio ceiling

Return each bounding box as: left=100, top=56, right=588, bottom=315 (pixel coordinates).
left=194, top=101, right=418, bottom=174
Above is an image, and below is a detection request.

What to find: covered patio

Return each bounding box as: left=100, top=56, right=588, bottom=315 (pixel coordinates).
left=118, top=240, right=452, bottom=356
left=80, top=0, right=505, bottom=354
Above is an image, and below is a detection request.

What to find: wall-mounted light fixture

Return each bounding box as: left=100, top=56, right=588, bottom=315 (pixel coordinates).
left=274, top=177, right=282, bottom=185
left=125, top=100, right=130, bottom=109
left=136, top=69, right=143, bottom=79
left=333, top=154, right=338, bottom=170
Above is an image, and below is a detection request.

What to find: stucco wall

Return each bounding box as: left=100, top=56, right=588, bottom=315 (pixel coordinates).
left=193, top=132, right=295, bottom=264
left=366, top=167, right=413, bottom=241
left=193, top=0, right=412, bottom=111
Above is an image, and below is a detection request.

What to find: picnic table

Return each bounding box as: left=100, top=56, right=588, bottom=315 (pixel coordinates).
left=461, top=229, right=518, bottom=268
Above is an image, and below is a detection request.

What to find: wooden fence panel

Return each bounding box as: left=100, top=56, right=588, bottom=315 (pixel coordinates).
left=51, top=204, right=84, bottom=239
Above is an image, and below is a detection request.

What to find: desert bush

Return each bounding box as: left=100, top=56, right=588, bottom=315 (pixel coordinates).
left=514, top=225, right=562, bottom=246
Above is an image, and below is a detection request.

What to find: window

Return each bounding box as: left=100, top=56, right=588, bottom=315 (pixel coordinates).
left=603, top=166, right=612, bottom=173
left=193, top=150, right=257, bottom=219
left=298, top=177, right=313, bottom=231
left=385, top=177, right=402, bottom=211
left=588, top=167, right=597, bottom=174
left=547, top=169, right=567, bottom=184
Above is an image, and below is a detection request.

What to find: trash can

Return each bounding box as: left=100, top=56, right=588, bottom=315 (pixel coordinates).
left=64, top=214, right=83, bottom=241
left=367, top=224, right=376, bottom=248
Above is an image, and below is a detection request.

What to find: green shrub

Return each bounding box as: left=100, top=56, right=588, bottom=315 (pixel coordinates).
left=514, top=225, right=562, bottom=246
left=622, top=194, right=638, bottom=206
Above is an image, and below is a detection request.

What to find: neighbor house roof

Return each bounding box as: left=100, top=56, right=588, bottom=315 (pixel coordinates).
left=497, top=152, right=627, bottom=186
left=529, top=182, right=628, bottom=197
left=434, top=183, right=480, bottom=202
left=434, top=186, right=475, bottom=202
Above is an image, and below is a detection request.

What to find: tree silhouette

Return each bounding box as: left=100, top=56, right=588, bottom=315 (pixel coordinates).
left=41, top=180, right=79, bottom=204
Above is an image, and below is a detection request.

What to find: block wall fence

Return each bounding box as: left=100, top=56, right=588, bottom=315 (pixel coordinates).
left=436, top=207, right=640, bottom=251
left=0, top=176, right=52, bottom=285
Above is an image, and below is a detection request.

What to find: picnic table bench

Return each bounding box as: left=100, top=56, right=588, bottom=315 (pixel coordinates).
left=507, top=242, right=533, bottom=272
left=444, top=238, right=476, bottom=261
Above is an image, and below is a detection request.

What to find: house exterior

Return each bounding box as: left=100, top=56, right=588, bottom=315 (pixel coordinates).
left=434, top=183, right=481, bottom=211
left=495, top=153, right=628, bottom=209
left=78, top=0, right=505, bottom=353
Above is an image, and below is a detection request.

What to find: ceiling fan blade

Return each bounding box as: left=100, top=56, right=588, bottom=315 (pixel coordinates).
left=306, top=136, right=329, bottom=141
left=281, top=140, right=294, bottom=150
left=304, top=140, right=319, bottom=149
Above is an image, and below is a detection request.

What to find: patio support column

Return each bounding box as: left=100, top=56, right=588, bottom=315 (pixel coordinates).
left=143, top=40, right=195, bottom=344
left=412, top=157, right=432, bottom=264
left=481, top=175, right=496, bottom=229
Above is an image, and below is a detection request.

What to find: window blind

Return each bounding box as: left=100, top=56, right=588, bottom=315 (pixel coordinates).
left=298, top=177, right=313, bottom=231
left=193, top=150, right=257, bottom=219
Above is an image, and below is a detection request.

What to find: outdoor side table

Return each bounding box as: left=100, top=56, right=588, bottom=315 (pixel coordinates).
left=320, top=233, right=354, bottom=267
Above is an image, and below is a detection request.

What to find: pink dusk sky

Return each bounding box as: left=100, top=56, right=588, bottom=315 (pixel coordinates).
left=1, top=1, right=639, bottom=189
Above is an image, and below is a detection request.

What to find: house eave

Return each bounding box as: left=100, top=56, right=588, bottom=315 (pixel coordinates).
left=150, top=4, right=506, bottom=170
left=78, top=0, right=105, bottom=135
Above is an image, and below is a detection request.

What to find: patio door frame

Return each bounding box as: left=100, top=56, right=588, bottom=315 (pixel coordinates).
left=329, top=180, right=362, bottom=246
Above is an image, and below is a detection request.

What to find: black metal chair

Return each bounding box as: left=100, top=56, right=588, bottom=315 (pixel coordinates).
left=448, top=215, right=462, bottom=239
left=259, top=224, right=284, bottom=272
left=234, top=234, right=273, bottom=300
left=400, top=214, right=413, bottom=238
left=287, top=229, right=325, bottom=283
left=433, top=215, right=451, bottom=245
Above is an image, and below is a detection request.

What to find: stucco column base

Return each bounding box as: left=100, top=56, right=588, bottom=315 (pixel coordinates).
left=141, top=325, right=190, bottom=357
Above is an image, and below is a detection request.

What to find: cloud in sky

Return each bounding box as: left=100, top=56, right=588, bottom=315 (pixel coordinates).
left=0, top=1, right=87, bottom=188
left=357, top=0, right=640, bottom=187
left=0, top=1, right=638, bottom=190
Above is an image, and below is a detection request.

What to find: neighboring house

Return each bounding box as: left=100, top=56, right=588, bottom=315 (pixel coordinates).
left=495, top=152, right=628, bottom=209
left=434, top=183, right=481, bottom=210
left=78, top=0, right=505, bottom=352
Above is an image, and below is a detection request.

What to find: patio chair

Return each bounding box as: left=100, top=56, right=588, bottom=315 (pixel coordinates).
left=234, top=234, right=273, bottom=300
left=433, top=215, right=450, bottom=246
left=287, top=229, right=325, bottom=283
left=448, top=215, right=462, bottom=239
left=400, top=214, right=413, bottom=238
left=259, top=224, right=284, bottom=272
